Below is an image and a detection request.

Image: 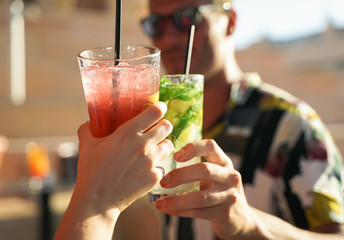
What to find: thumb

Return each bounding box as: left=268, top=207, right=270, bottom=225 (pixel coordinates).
left=77, top=121, right=95, bottom=144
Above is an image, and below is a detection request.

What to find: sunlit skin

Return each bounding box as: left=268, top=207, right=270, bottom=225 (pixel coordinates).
left=54, top=103, right=174, bottom=240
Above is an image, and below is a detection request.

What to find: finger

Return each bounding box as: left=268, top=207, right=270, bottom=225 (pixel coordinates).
left=174, top=139, right=232, bottom=168
left=155, top=189, right=235, bottom=212
left=154, top=166, right=166, bottom=183
left=154, top=139, right=174, bottom=161
left=157, top=204, right=226, bottom=221
left=144, top=119, right=173, bottom=146
left=156, top=208, right=212, bottom=220
left=119, top=102, right=167, bottom=133
left=77, top=121, right=95, bottom=144
left=160, top=162, right=229, bottom=188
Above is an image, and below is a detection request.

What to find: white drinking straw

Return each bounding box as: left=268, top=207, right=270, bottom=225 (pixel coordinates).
left=184, top=24, right=195, bottom=74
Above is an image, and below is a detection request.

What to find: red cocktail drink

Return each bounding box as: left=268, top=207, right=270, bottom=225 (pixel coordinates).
left=78, top=45, right=160, bottom=137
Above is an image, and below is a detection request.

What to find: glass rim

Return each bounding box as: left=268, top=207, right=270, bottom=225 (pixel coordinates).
left=161, top=74, right=204, bottom=78
left=77, top=44, right=161, bottom=62
left=161, top=74, right=204, bottom=84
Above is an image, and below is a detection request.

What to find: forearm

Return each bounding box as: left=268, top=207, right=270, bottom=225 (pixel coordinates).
left=251, top=208, right=344, bottom=240
left=54, top=189, right=120, bottom=240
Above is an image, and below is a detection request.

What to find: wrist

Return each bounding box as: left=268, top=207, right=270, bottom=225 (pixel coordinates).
left=73, top=182, right=121, bottom=217
left=245, top=208, right=275, bottom=240
left=229, top=207, right=273, bottom=240
left=54, top=186, right=120, bottom=240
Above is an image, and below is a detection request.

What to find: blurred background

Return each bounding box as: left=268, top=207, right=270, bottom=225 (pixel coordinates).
left=0, top=0, right=343, bottom=239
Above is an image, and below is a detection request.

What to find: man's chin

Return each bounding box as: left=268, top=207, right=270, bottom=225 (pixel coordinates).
left=164, top=62, right=185, bottom=75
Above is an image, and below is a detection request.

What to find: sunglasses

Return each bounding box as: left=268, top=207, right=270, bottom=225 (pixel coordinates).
left=141, top=4, right=232, bottom=39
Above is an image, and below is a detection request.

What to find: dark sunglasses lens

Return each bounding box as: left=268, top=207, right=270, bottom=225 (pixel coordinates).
left=174, top=8, right=201, bottom=31
left=141, top=15, right=164, bottom=38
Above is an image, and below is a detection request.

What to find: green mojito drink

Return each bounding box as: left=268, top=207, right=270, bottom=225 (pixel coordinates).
left=149, top=74, right=204, bottom=201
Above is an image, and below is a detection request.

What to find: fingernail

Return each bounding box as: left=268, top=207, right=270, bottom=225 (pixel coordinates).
left=174, top=148, right=185, bottom=160
left=156, top=198, right=167, bottom=209
left=160, top=174, right=170, bottom=186
left=167, top=140, right=174, bottom=152
left=158, top=102, right=167, bottom=115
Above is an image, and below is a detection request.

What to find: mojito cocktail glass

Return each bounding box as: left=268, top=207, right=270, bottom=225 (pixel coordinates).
left=77, top=45, right=160, bottom=138
left=149, top=74, right=204, bottom=201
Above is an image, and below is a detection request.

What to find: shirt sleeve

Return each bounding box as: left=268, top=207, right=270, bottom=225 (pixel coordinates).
left=290, top=112, right=344, bottom=229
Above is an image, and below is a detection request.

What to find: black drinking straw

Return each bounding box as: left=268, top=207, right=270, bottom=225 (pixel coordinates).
left=115, top=0, right=122, bottom=64
left=184, top=24, right=195, bottom=74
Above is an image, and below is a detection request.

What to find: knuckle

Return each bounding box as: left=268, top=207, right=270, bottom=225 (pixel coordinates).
left=144, top=157, right=155, bottom=169
left=222, top=188, right=238, bottom=205
left=201, top=163, right=214, bottom=177
left=139, top=146, right=151, bottom=160
left=125, top=128, right=139, bottom=138
left=164, top=139, right=174, bottom=152
left=230, top=171, right=242, bottom=186
left=159, top=119, right=173, bottom=133
left=200, top=191, right=212, bottom=205
left=184, top=142, right=196, bottom=152
left=135, top=143, right=151, bottom=160
left=149, top=103, right=165, bottom=119
left=228, top=190, right=239, bottom=204
left=205, top=139, right=218, bottom=151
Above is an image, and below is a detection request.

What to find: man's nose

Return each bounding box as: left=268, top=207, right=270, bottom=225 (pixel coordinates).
left=160, top=20, right=186, bottom=43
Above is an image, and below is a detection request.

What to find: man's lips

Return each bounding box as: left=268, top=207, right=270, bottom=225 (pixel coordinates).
left=163, top=49, right=186, bottom=62
left=162, top=47, right=187, bottom=71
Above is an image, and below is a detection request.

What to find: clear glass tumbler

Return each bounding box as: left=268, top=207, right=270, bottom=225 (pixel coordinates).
left=77, top=45, right=160, bottom=138
left=149, top=74, right=204, bottom=202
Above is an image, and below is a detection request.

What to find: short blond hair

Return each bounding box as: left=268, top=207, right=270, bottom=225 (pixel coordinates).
left=205, top=0, right=233, bottom=10
left=207, top=0, right=232, bottom=4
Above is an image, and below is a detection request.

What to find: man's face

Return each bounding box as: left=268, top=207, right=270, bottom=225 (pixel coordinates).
left=148, top=0, right=228, bottom=78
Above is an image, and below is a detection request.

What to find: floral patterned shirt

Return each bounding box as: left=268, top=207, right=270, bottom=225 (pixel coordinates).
left=205, top=72, right=344, bottom=229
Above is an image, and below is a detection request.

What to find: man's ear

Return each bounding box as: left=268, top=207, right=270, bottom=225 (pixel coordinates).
left=226, top=10, right=237, bottom=36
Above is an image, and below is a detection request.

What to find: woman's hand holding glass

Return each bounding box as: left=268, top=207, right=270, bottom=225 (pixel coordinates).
left=75, top=102, right=173, bottom=212
left=54, top=102, right=173, bottom=240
